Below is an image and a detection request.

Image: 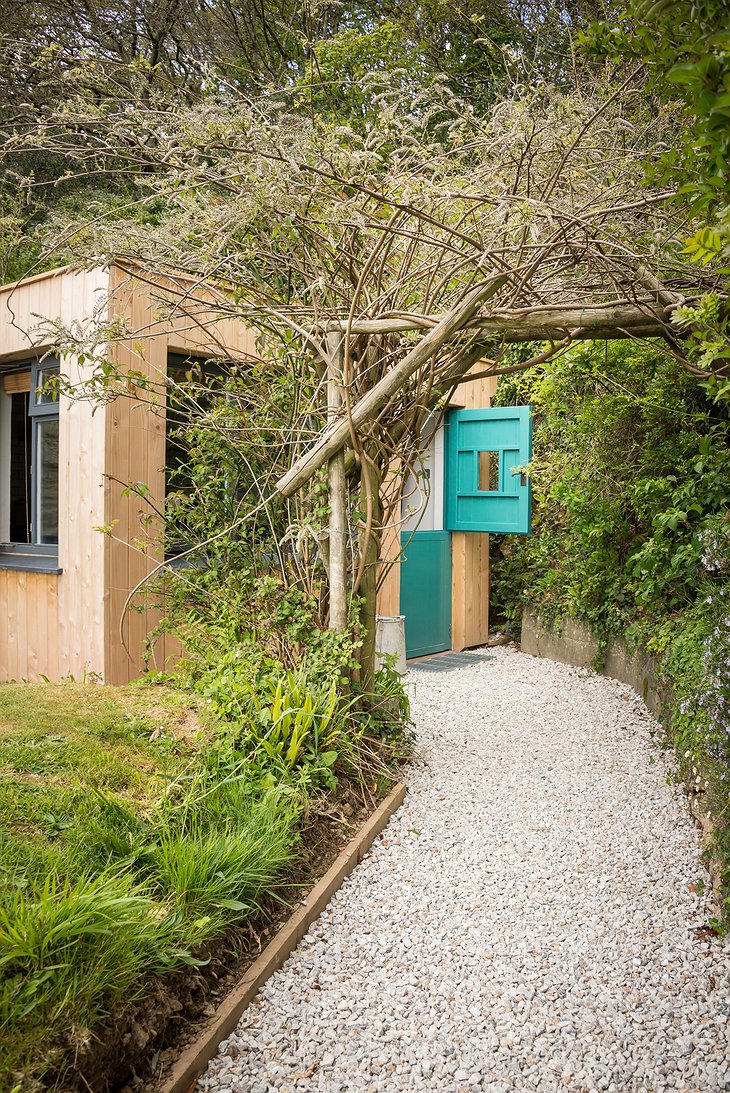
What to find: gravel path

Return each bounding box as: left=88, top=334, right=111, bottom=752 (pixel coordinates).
left=199, top=647, right=730, bottom=1093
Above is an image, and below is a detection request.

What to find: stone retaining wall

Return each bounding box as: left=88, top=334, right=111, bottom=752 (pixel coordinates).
left=520, top=609, right=725, bottom=901
left=520, top=609, right=669, bottom=715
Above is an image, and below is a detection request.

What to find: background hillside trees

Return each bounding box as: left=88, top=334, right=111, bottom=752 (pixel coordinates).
left=0, top=0, right=620, bottom=280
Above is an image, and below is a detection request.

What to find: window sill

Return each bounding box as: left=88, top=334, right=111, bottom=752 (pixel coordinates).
left=0, top=546, right=61, bottom=574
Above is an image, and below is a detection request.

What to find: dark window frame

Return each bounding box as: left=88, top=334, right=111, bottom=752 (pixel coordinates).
left=164, top=352, right=234, bottom=562
left=0, top=357, right=61, bottom=572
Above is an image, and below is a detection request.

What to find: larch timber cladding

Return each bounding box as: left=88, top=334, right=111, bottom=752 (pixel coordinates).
left=104, top=266, right=258, bottom=683
left=0, top=266, right=107, bottom=681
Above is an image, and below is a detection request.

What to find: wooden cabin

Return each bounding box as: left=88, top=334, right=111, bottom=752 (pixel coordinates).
left=0, top=263, right=256, bottom=683
left=0, top=263, right=528, bottom=682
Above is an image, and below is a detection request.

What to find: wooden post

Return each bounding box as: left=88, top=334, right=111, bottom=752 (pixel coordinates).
left=326, top=333, right=348, bottom=632
left=358, top=454, right=383, bottom=693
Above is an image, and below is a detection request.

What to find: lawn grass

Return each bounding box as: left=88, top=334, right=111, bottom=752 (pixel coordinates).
left=0, top=685, right=202, bottom=883
left=0, top=683, right=297, bottom=1093
left=0, top=667, right=409, bottom=1092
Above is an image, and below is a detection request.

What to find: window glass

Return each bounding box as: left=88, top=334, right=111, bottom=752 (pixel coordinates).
left=34, top=365, right=60, bottom=407
left=3, top=362, right=60, bottom=550
left=9, top=393, right=31, bottom=543
left=35, top=417, right=59, bottom=545
left=165, top=355, right=229, bottom=494
left=164, top=355, right=235, bottom=559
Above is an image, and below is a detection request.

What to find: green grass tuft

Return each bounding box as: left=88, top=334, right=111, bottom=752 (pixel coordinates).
left=0, top=683, right=299, bottom=1091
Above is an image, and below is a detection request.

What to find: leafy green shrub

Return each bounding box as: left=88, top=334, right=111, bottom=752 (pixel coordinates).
left=492, top=340, right=730, bottom=638
left=491, top=339, right=730, bottom=917
left=190, top=652, right=356, bottom=792
left=163, top=605, right=390, bottom=793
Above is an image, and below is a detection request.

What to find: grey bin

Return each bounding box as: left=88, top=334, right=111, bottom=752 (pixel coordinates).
left=375, top=615, right=407, bottom=675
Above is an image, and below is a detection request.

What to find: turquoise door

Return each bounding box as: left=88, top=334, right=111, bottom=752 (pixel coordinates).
left=445, top=406, right=532, bottom=534
left=399, top=530, right=451, bottom=658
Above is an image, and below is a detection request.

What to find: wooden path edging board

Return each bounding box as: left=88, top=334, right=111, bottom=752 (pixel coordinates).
left=159, top=780, right=408, bottom=1093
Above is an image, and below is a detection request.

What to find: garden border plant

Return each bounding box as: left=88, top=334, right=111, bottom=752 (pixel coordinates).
left=0, top=648, right=412, bottom=1092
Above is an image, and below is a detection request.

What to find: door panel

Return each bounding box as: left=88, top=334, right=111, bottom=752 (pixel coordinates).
left=445, top=406, right=532, bottom=534
left=399, top=530, right=451, bottom=658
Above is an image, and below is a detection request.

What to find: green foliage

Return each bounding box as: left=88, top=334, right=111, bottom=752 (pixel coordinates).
left=0, top=683, right=299, bottom=1089
left=672, top=293, right=730, bottom=400
left=163, top=360, right=297, bottom=550
left=0, top=0, right=609, bottom=281
left=292, top=0, right=594, bottom=123
left=138, top=355, right=351, bottom=673
left=493, top=340, right=730, bottom=636
left=372, top=658, right=413, bottom=732
left=0, top=659, right=410, bottom=1086
left=190, top=652, right=353, bottom=792
left=296, top=21, right=430, bottom=125
left=0, top=871, right=191, bottom=1083
left=175, top=628, right=411, bottom=779
left=585, top=0, right=730, bottom=385
left=492, top=338, right=730, bottom=917
left=650, top=534, right=730, bottom=922
left=587, top=0, right=729, bottom=219
left=146, top=791, right=296, bottom=938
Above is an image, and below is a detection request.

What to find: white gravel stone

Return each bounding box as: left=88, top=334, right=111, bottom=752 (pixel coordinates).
left=197, top=647, right=730, bottom=1092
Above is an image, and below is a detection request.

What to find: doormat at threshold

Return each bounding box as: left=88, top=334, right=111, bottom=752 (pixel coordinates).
left=408, top=651, right=494, bottom=673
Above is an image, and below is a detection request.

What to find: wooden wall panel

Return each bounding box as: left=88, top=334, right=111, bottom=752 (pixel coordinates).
left=155, top=271, right=259, bottom=363
left=377, top=523, right=402, bottom=618
left=105, top=268, right=165, bottom=683
left=448, top=363, right=494, bottom=651
left=0, top=266, right=108, bottom=681
left=451, top=531, right=490, bottom=651
left=449, top=369, right=497, bottom=410
left=0, top=571, right=60, bottom=682
left=376, top=459, right=404, bottom=619
left=2, top=371, right=30, bottom=394
left=4, top=570, right=17, bottom=679
left=56, top=267, right=108, bottom=680
left=0, top=265, right=72, bottom=357
left=104, top=265, right=259, bottom=683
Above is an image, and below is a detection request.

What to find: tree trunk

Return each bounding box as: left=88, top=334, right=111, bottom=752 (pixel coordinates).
left=357, top=455, right=383, bottom=695
left=326, top=333, right=348, bottom=632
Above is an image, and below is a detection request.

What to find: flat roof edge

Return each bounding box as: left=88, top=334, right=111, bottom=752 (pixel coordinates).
left=0, top=262, right=110, bottom=294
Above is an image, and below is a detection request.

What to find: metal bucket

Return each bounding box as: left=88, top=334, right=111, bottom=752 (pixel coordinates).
left=375, top=615, right=407, bottom=675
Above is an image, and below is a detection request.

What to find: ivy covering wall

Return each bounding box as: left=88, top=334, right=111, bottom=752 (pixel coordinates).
left=491, top=340, right=730, bottom=916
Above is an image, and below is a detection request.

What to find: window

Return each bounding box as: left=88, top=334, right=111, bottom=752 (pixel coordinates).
left=164, top=354, right=231, bottom=560
left=165, top=354, right=229, bottom=487
left=0, top=358, right=60, bottom=571
left=478, top=450, right=500, bottom=492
